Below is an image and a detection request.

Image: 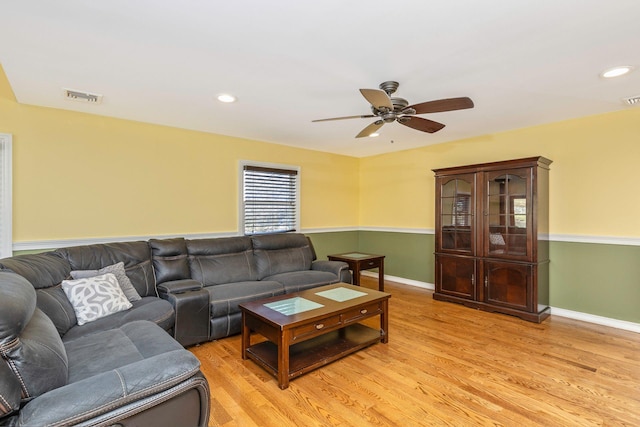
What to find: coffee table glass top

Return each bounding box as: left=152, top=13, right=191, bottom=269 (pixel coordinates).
left=315, top=286, right=367, bottom=302
left=264, top=297, right=324, bottom=315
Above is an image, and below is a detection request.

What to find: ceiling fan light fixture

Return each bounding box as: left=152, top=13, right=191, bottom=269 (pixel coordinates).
left=600, top=66, right=634, bottom=78
left=369, top=133, right=380, bottom=137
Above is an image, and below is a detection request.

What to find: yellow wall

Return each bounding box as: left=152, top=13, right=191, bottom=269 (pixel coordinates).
left=360, top=109, right=640, bottom=238
left=3, top=58, right=640, bottom=244
left=0, top=67, right=359, bottom=243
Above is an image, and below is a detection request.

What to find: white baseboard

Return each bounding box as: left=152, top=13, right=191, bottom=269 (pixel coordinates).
left=363, top=271, right=640, bottom=334
left=361, top=271, right=434, bottom=290
left=549, top=307, right=640, bottom=334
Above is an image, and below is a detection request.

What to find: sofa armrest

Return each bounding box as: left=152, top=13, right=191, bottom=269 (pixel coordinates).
left=311, top=260, right=352, bottom=283
left=16, top=350, right=209, bottom=427
left=157, top=279, right=203, bottom=295
left=157, top=280, right=210, bottom=347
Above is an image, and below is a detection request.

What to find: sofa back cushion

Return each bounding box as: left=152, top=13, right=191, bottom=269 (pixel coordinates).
left=0, top=252, right=77, bottom=335
left=149, top=238, right=190, bottom=285
left=0, top=251, right=70, bottom=289
left=57, top=241, right=156, bottom=297
left=0, top=272, right=68, bottom=404
left=187, top=237, right=258, bottom=285
left=251, top=233, right=314, bottom=279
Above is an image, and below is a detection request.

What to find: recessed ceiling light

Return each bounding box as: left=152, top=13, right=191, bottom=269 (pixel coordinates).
left=369, top=133, right=379, bottom=137
left=600, top=66, right=634, bottom=78
left=217, top=94, right=237, bottom=103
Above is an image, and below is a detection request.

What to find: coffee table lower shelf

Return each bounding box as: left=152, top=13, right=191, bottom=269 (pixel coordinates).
left=246, top=323, right=382, bottom=383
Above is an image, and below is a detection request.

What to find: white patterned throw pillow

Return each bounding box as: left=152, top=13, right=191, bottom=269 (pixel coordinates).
left=61, top=273, right=133, bottom=325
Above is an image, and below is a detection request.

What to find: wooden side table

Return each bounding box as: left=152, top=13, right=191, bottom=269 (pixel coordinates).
left=327, top=252, right=385, bottom=291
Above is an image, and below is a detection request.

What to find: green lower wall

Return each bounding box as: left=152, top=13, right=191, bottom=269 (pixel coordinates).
left=549, top=241, right=640, bottom=323
left=358, top=231, right=435, bottom=283
left=308, top=231, right=435, bottom=283
left=306, top=231, right=359, bottom=260
left=315, top=230, right=638, bottom=324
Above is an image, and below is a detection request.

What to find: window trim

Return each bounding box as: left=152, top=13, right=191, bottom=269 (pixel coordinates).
left=0, top=133, right=12, bottom=258
left=239, top=160, right=300, bottom=235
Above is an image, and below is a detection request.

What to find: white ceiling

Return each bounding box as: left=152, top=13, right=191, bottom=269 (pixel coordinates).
left=1, top=0, right=639, bottom=157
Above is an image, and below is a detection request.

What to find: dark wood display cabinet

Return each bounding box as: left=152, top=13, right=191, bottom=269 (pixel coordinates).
left=433, top=156, right=552, bottom=323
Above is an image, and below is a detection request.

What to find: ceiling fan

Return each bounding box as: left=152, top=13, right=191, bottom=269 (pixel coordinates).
left=312, top=81, right=474, bottom=138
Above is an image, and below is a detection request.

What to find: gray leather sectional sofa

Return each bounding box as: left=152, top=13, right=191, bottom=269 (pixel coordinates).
left=150, top=233, right=351, bottom=345
left=0, top=232, right=349, bottom=426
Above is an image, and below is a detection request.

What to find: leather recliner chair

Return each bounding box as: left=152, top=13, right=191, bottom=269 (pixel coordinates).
left=0, top=271, right=210, bottom=427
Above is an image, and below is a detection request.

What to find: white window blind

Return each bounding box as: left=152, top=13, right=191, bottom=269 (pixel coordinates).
left=241, top=164, right=299, bottom=235
left=0, top=134, right=12, bottom=258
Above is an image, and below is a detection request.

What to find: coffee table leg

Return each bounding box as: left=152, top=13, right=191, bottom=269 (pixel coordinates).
left=380, top=299, right=389, bottom=344
left=241, top=312, right=250, bottom=359
left=277, top=330, right=291, bottom=389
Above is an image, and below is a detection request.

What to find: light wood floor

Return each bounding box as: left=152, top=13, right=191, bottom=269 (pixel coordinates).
left=190, top=277, right=640, bottom=426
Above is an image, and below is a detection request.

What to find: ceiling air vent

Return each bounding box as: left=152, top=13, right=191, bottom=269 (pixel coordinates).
left=622, top=95, right=640, bottom=106
left=63, top=88, right=103, bottom=104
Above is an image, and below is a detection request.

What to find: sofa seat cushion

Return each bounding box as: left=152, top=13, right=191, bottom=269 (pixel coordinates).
left=205, top=281, right=284, bottom=317
left=62, top=297, right=174, bottom=342
left=264, top=270, right=340, bottom=293
left=64, top=320, right=184, bottom=383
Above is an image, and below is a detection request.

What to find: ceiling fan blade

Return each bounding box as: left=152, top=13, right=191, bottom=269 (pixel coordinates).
left=356, top=121, right=384, bottom=138
left=399, top=116, right=446, bottom=133
left=360, top=89, right=393, bottom=111
left=408, top=97, right=474, bottom=114
left=312, top=114, right=376, bottom=122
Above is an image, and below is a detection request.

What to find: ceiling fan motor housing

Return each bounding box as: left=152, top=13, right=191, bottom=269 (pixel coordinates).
left=379, top=81, right=399, bottom=95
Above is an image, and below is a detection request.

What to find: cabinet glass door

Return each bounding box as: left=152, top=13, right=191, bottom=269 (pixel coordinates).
left=439, top=175, right=474, bottom=253
left=486, top=169, right=530, bottom=258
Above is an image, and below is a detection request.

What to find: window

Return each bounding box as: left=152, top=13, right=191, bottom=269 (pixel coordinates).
left=0, top=134, right=12, bottom=258
left=240, top=162, right=300, bottom=235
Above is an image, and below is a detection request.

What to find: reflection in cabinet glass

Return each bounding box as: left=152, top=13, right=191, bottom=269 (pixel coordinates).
left=434, top=157, right=551, bottom=323
left=439, top=174, right=474, bottom=253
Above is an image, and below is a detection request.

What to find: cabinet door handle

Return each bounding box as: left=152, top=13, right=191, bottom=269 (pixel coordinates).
left=484, top=277, right=488, bottom=288
left=471, top=274, right=475, bottom=286
left=360, top=309, right=368, bottom=315
left=315, top=323, right=324, bottom=330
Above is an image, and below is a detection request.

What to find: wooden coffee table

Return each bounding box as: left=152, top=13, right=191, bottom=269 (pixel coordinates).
left=240, top=283, right=390, bottom=389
